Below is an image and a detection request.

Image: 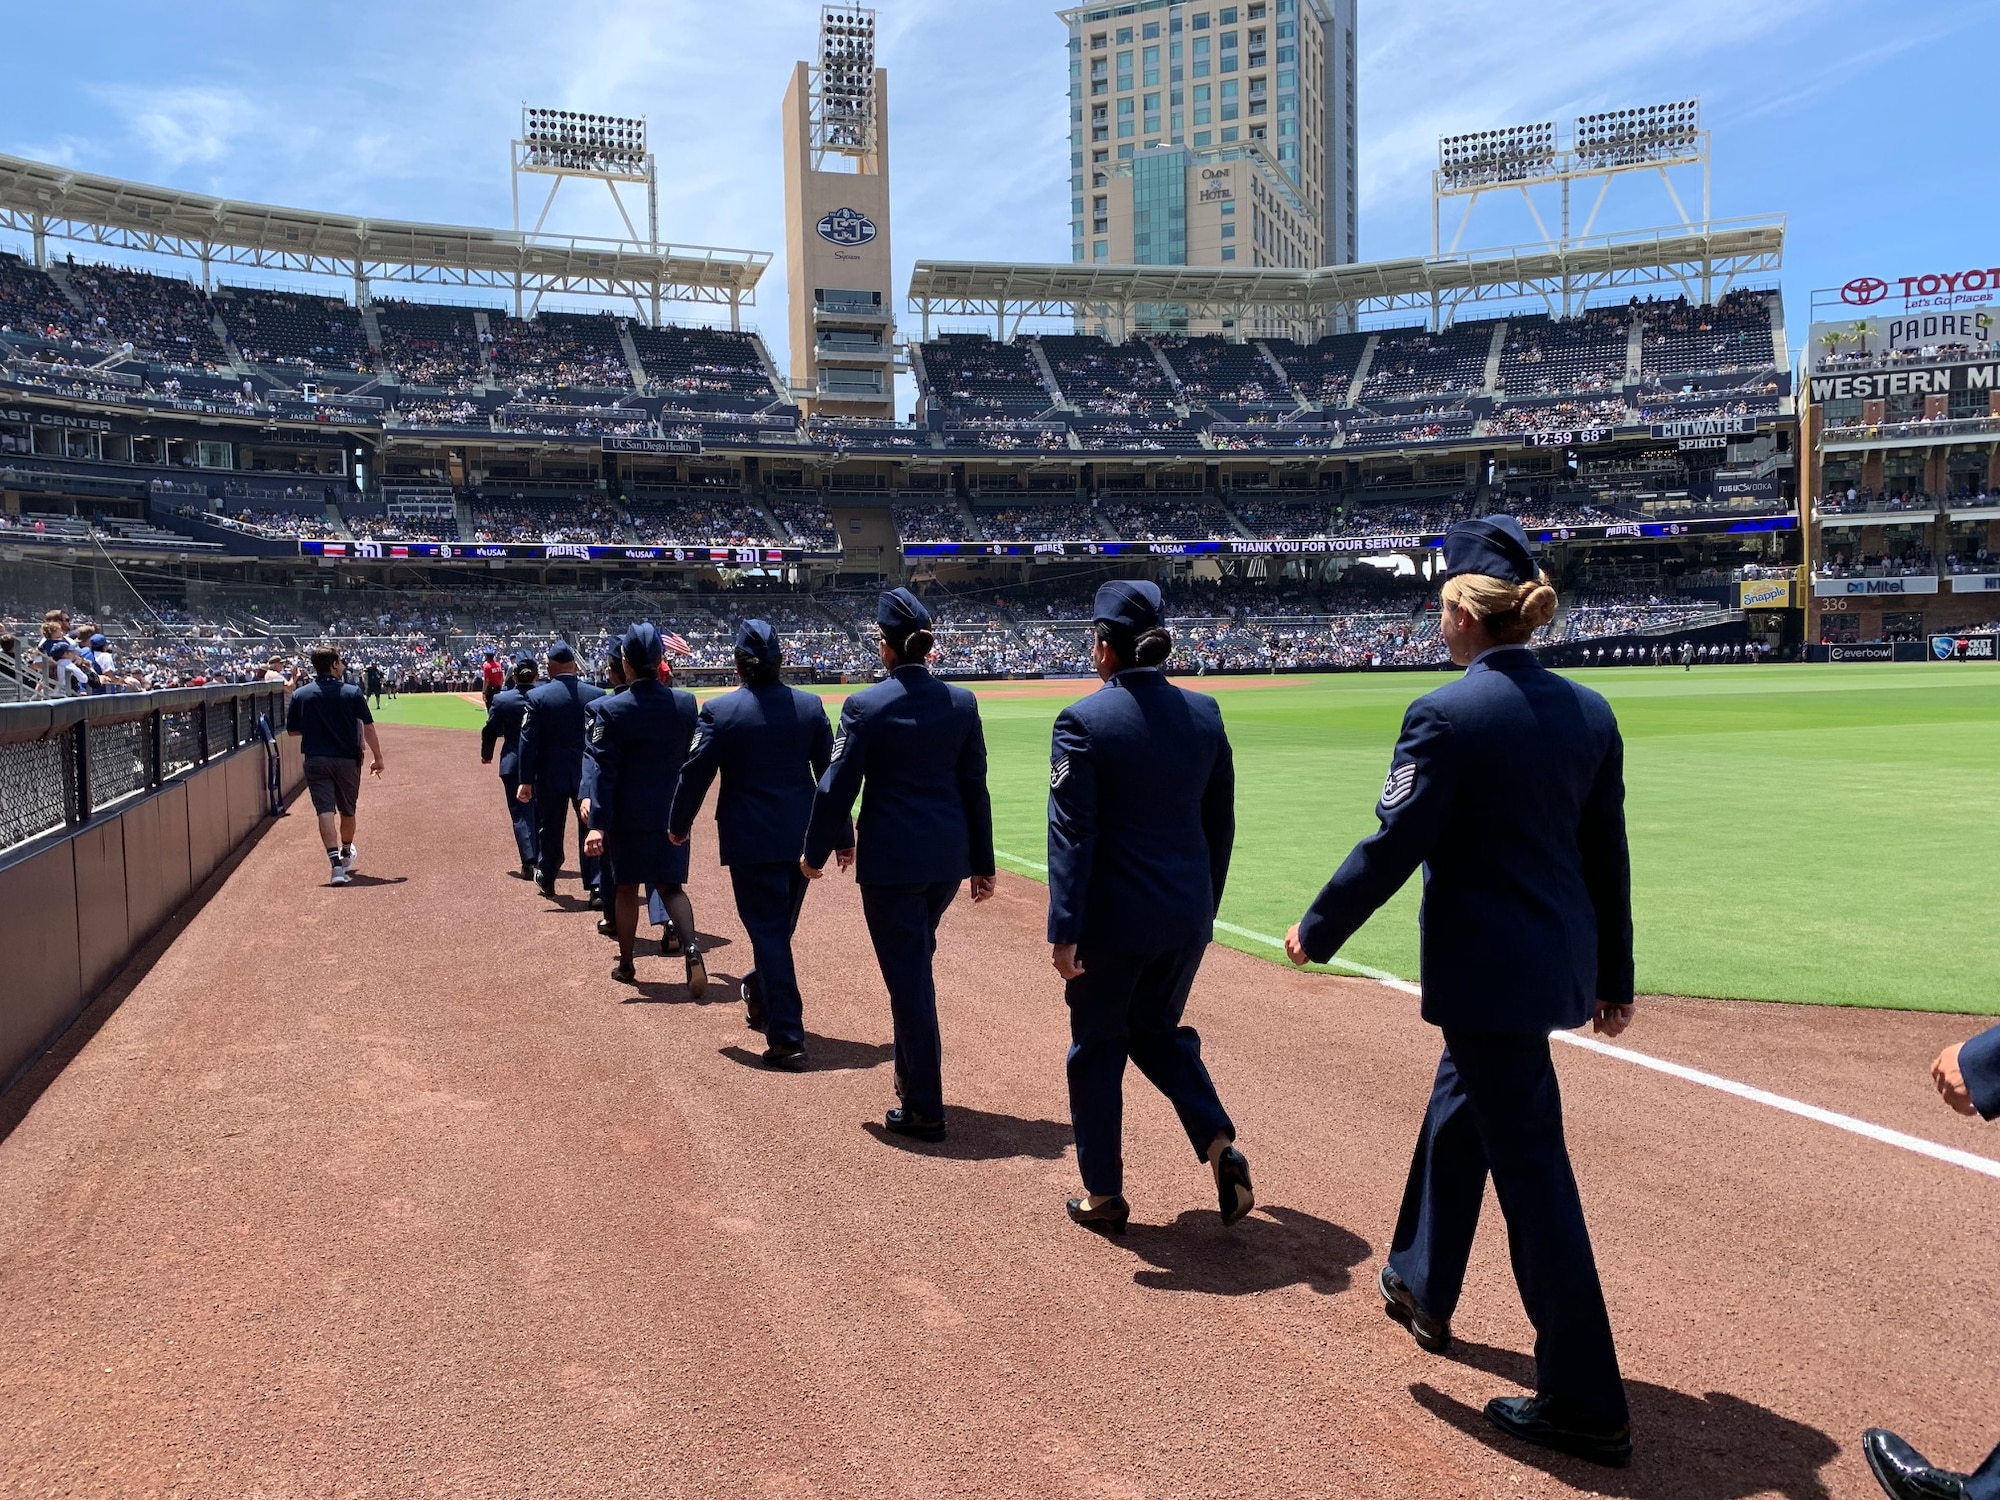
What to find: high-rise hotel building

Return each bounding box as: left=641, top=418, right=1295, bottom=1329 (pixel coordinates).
left=1060, top=0, right=1357, bottom=292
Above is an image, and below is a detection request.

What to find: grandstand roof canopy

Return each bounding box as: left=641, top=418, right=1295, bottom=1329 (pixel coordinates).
left=909, top=218, right=1784, bottom=339
left=0, top=153, right=769, bottom=317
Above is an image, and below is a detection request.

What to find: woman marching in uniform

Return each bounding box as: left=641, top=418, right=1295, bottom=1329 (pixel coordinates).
left=1286, top=514, right=1636, bottom=1467
left=1046, top=580, right=1251, bottom=1235
left=582, top=624, right=707, bottom=992
left=802, top=589, right=995, bottom=1141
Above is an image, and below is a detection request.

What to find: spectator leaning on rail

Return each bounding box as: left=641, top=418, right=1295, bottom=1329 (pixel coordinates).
left=285, top=644, right=385, bottom=887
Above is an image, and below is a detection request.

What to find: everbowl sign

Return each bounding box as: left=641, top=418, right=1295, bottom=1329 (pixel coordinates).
left=815, top=206, right=878, bottom=248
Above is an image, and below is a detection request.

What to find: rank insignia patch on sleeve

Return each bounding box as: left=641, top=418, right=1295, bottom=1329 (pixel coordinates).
left=1380, top=761, right=1417, bottom=808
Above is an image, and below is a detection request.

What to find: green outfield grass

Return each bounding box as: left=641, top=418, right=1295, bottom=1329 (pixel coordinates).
left=390, top=665, right=2000, bottom=1013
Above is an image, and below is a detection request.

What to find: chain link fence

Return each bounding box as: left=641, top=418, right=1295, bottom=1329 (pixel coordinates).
left=87, top=718, right=149, bottom=811
left=0, top=738, right=72, bottom=852
left=0, top=683, right=288, bottom=857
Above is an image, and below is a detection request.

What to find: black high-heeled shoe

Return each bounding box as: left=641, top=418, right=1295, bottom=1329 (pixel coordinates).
left=1066, top=1195, right=1131, bottom=1236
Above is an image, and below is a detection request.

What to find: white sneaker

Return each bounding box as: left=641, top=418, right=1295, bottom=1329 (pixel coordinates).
left=340, top=844, right=358, bottom=874
left=329, top=864, right=352, bottom=887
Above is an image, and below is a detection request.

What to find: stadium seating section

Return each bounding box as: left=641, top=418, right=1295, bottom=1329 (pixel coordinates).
left=0, top=256, right=1796, bottom=553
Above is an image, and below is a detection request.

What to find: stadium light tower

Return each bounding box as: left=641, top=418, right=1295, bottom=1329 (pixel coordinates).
left=1432, top=99, right=1711, bottom=314
left=510, top=106, right=660, bottom=320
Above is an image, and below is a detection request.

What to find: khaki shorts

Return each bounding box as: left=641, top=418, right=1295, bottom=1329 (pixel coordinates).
left=304, top=756, right=363, bottom=817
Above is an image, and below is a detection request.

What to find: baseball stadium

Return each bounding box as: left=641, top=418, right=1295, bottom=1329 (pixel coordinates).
left=1, top=5, right=1997, bottom=1498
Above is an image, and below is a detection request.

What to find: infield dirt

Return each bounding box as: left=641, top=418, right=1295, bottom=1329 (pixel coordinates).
left=1, top=722, right=1994, bottom=1497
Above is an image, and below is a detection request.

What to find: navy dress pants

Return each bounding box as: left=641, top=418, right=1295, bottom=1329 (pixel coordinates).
left=499, top=773, right=538, bottom=867
left=859, top=879, right=960, bottom=1121
left=1064, top=941, right=1234, bottom=1198
left=1386, top=1031, right=1629, bottom=1430
left=1968, top=1442, right=2000, bottom=1500
left=534, top=791, right=599, bottom=890
left=731, top=861, right=810, bottom=1049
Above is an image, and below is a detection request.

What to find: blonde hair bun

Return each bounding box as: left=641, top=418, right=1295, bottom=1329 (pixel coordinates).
left=1442, top=570, right=1559, bottom=644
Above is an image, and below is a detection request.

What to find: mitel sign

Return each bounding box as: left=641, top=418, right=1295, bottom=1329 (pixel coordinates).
left=815, top=207, right=877, bottom=248
left=1840, top=264, right=2000, bottom=311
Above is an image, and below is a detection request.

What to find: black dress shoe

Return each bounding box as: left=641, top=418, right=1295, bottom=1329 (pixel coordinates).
left=535, top=871, right=556, bottom=899
left=517, top=860, right=534, bottom=880
left=762, top=1043, right=807, bottom=1071
left=684, top=946, right=708, bottom=998
left=661, top=928, right=682, bottom=957
left=1864, top=1428, right=1971, bottom=1499
left=1379, top=1264, right=1452, bottom=1353
left=742, top=973, right=765, bottom=1033
left=611, top=957, right=637, bottom=985
left=884, top=1107, right=946, bottom=1141
left=1484, top=1395, right=1631, bottom=1468
left=596, top=915, right=616, bottom=938
left=1213, top=1144, right=1254, bottom=1226
left=1065, top=1195, right=1131, bottom=1236
left=586, top=887, right=603, bottom=911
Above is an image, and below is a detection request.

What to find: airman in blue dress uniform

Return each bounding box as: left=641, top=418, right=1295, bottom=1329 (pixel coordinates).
left=1862, top=1022, right=2000, bottom=1499
left=1285, top=514, right=1635, bottom=1468
left=802, top=588, right=997, bottom=1141
left=668, top=619, right=836, bottom=1070
left=516, top=640, right=605, bottom=900
left=582, top=624, right=708, bottom=992
left=480, top=653, right=539, bottom=879
left=1046, top=580, right=1253, bottom=1236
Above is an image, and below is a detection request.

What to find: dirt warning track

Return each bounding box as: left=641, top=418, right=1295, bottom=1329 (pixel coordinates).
left=1, top=722, right=1995, bottom=1498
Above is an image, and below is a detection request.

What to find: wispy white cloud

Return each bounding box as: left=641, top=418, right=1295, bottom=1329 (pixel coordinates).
left=90, top=83, right=262, bottom=170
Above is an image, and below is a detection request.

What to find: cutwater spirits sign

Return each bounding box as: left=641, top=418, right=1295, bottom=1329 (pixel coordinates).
left=816, top=207, right=878, bottom=247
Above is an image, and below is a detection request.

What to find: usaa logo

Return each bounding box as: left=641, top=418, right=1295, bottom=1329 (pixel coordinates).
left=816, top=207, right=877, bottom=247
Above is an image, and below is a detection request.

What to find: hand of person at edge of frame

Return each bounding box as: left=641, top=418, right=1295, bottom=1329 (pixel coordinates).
left=515, top=783, right=533, bottom=803
left=969, top=874, right=995, bottom=903
left=1284, top=923, right=1311, bottom=967
left=583, top=830, right=605, bottom=858
left=668, top=830, right=687, bottom=846
left=1052, top=943, right=1085, bottom=981
left=1933, top=1042, right=1978, bottom=1117
left=799, top=857, right=823, bottom=881
left=1592, top=1002, right=1634, bottom=1039
left=369, top=757, right=385, bottom=779
left=835, top=847, right=855, bottom=875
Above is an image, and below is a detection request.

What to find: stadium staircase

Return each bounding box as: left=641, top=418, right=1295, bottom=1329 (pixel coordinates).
left=1481, top=322, right=1507, bottom=395
left=1344, top=336, right=1377, bottom=408
left=324, top=502, right=352, bottom=540
left=453, top=495, right=477, bottom=538
left=42, top=262, right=87, bottom=314
left=1029, top=341, right=1073, bottom=411
left=617, top=325, right=650, bottom=389
left=749, top=335, right=790, bottom=403
left=471, top=312, right=497, bottom=385
left=358, top=304, right=385, bottom=359
left=1624, top=319, right=1645, bottom=383
left=1253, top=341, right=1309, bottom=411
left=1766, top=292, right=1790, bottom=372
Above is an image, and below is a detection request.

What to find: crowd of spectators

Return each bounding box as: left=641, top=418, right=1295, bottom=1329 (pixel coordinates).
left=1814, top=548, right=1936, bottom=579
left=469, top=498, right=624, bottom=545
left=1487, top=398, right=1629, bottom=437
left=487, top=313, right=632, bottom=389
left=890, top=501, right=972, bottom=543
left=1637, top=290, right=1776, bottom=380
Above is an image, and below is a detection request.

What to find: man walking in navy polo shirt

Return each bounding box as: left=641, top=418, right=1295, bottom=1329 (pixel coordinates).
left=285, top=645, right=385, bottom=886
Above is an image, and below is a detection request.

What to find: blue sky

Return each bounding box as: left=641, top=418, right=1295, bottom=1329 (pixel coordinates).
left=2, top=0, right=1994, bottom=405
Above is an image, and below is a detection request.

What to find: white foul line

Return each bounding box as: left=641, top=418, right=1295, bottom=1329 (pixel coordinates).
left=992, top=849, right=2000, bottom=1182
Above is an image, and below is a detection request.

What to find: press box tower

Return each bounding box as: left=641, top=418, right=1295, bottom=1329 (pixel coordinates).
left=783, top=6, right=896, bottom=420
